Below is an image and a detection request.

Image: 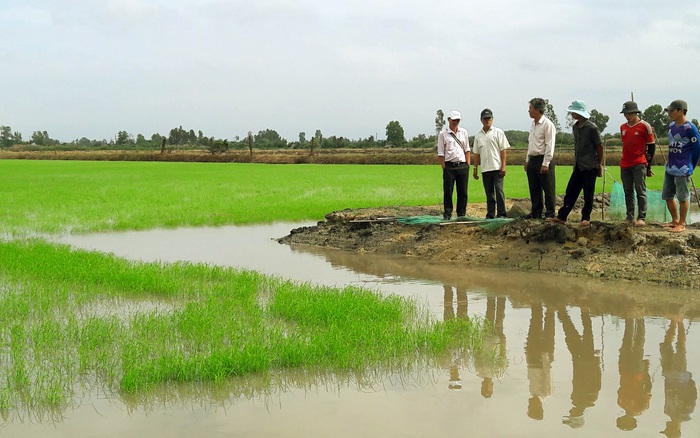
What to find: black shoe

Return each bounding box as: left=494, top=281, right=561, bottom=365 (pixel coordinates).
left=443, top=215, right=451, bottom=221
left=544, top=212, right=555, bottom=219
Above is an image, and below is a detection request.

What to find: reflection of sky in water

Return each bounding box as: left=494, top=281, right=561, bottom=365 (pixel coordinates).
left=19, top=224, right=697, bottom=437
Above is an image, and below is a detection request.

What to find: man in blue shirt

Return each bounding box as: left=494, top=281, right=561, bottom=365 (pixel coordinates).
left=662, top=99, right=700, bottom=232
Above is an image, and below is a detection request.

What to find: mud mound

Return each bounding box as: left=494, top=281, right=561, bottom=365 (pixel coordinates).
left=279, top=204, right=700, bottom=288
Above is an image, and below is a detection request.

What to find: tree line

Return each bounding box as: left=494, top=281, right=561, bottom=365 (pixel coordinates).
left=0, top=102, right=692, bottom=153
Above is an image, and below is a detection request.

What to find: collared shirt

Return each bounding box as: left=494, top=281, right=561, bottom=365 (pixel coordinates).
left=572, top=119, right=602, bottom=171
left=437, top=126, right=470, bottom=163
left=472, top=126, right=511, bottom=172
left=620, top=120, right=655, bottom=168
left=527, top=115, right=556, bottom=166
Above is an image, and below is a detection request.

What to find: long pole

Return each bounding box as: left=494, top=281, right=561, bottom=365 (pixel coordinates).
left=601, top=136, right=607, bottom=221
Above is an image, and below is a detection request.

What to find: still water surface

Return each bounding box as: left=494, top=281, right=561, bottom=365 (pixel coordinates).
left=8, top=223, right=698, bottom=437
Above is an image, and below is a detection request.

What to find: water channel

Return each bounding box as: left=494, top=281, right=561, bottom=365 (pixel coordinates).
left=5, top=223, right=699, bottom=437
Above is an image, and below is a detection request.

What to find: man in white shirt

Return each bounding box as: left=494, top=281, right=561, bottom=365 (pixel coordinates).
left=472, top=108, right=511, bottom=219
left=437, top=110, right=471, bottom=220
left=524, top=98, right=557, bottom=219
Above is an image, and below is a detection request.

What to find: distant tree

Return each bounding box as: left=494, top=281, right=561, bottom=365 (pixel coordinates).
left=435, top=109, right=445, bottom=136
left=309, top=136, right=316, bottom=156
left=1, top=126, right=14, bottom=148
left=542, top=99, right=561, bottom=132
left=642, top=104, right=670, bottom=138
left=254, top=129, right=287, bottom=148
left=589, top=109, right=609, bottom=135
left=247, top=131, right=254, bottom=156
left=314, top=130, right=323, bottom=148
left=30, top=130, right=52, bottom=146
left=298, top=132, right=306, bottom=145
left=116, top=130, right=132, bottom=146
left=385, top=121, right=406, bottom=147
left=135, top=133, right=147, bottom=147
left=692, top=118, right=699, bottom=128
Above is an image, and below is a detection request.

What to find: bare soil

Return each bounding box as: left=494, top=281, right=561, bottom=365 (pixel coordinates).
left=278, top=199, right=700, bottom=288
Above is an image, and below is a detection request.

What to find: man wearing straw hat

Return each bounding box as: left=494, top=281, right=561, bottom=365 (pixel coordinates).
left=620, top=101, right=656, bottom=226
left=548, top=100, right=603, bottom=226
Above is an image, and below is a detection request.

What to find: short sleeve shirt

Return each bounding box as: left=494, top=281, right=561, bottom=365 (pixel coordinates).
left=667, top=121, right=700, bottom=176
left=437, top=127, right=470, bottom=163
left=472, top=127, right=511, bottom=172
left=620, top=120, right=654, bottom=168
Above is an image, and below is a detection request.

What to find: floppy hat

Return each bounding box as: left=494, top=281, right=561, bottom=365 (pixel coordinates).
left=567, top=100, right=590, bottom=118
left=665, top=99, right=688, bottom=111
left=620, top=101, right=640, bottom=114
left=480, top=109, right=493, bottom=119
left=448, top=110, right=462, bottom=120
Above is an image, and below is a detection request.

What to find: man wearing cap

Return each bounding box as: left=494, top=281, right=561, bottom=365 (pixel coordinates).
left=620, top=101, right=655, bottom=226
left=661, top=99, right=700, bottom=232
left=472, top=109, right=511, bottom=219
left=437, top=110, right=470, bottom=220
left=525, top=98, right=557, bottom=219
left=548, top=100, right=602, bottom=226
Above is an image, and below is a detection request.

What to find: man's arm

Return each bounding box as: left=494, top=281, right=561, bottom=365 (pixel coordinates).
left=472, top=153, right=480, bottom=179
left=541, top=119, right=556, bottom=173
left=500, top=150, right=507, bottom=176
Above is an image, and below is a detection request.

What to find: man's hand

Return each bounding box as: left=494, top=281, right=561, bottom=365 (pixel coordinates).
left=540, top=166, right=549, bottom=174
left=473, top=169, right=480, bottom=180
left=647, top=167, right=655, bottom=177
left=499, top=168, right=506, bottom=177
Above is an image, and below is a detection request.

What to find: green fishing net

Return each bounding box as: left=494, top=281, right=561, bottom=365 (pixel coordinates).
left=396, top=215, right=512, bottom=232
left=608, top=180, right=670, bottom=222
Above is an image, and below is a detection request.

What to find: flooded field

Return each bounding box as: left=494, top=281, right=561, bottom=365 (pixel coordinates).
left=7, top=224, right=697, bottom=437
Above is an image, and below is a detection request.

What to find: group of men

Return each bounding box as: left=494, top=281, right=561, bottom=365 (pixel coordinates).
left=437, top=98, right=700, bottom=232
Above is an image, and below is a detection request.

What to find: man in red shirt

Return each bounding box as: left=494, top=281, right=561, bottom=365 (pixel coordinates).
left=619, top=101, right=655, bottom=226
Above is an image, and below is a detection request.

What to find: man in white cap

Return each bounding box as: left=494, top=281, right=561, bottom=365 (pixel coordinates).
left=548, top=100, right=602, bottom=226
left=437, top=110, right=470, bottom=220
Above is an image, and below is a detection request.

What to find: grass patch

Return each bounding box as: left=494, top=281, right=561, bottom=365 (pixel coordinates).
left=0, top=239, right=483, bottom=416
left=0, top=160, right=668, bottom=235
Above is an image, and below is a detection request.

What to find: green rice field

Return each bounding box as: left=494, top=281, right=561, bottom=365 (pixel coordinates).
left=0, top=160, right=495, bottom=415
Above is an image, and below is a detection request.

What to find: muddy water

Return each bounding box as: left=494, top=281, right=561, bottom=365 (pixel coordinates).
left=9, top=224, right=698, bottom=437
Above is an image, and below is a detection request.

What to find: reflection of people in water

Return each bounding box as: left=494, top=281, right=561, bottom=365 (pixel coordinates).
left=558, top=307, right=602, bottom=428
left=525, top=303, right=555, bottom=420
left=617, top=318, right=652, bottom=431
left=444, top=284, right=468, bottom=390
left=443, top=284, right=467, bottom=321
left=474, top=296, right=508, bottom=398
left=660, top=318, right=697, bottom=438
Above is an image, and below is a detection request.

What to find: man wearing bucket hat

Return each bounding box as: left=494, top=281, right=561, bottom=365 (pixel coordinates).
left=524, top=98, right=557, bottom=219
left=620, top=101, right=656, bottom=226
left=661, top=99, right=700, bottom=232
left=548, top=100, right=602, bottom=226
left=437, top=110, right=470, bottom=220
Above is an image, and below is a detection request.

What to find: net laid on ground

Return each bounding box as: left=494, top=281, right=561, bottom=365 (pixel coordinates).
left=396, top=215, right=512, bottom=232
left=608, top=180, right=670, bottom=222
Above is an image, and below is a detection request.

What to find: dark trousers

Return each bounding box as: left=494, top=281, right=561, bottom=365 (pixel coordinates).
left=557, top=166, right=598, bottom=221
left=621, top=164, right=647, bottom=221
left=443, top=162, right=469, bottom=217
left=526, top=155, right=556, bottom=218
left=482, top=170, right=506, bottom=218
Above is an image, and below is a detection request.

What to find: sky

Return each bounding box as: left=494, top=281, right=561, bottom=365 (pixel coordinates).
left=1, top=0, right=700, bottom=142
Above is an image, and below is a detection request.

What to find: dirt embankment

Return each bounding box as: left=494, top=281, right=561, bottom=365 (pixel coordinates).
left=279, top=202, right=700, bottom=289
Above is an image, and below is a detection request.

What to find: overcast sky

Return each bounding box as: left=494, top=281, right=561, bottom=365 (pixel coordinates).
left=1, top=0, right=699, bottom=142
